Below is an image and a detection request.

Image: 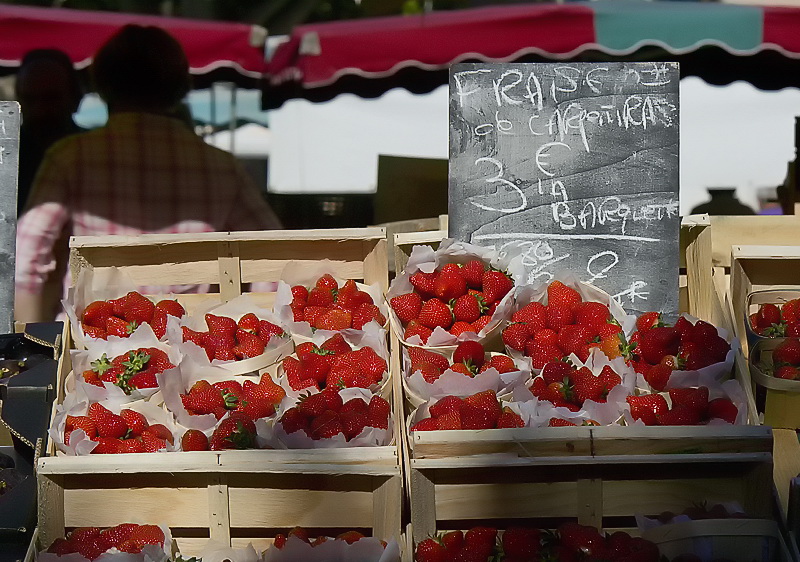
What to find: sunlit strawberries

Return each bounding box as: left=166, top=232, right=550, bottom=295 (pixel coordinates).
left=407, top=342, right=518, bottom=384
left=282, top=334, right=387, bottom=392
left=80, top=292, right=185, bottom=340
left=278, top=392, right=390, bottom=441
left=288, top=276, right=385, bottom=330
left=750, top=299, right=800, bottom=336
left=180, top=374, right=284, bottom=421
left=502, top=280, right=621, bottom=367
left=391, top=259, right=512, bottom=344
left=67, top=403, right=175, bottom=455
left=529, top=363, right=622, bottom=411
left=181, top=313, right=286, bottom=362
left=46, top=523, right=165, bottom=559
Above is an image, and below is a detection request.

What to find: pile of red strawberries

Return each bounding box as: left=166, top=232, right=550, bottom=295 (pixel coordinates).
left=627, top=386, right=738, bottom=426
left=529, top=361, right=623, bottom=411
left=278, top=389, right=391, bottom=441
left=46, top=524, right=165, bottom=559
left=390, top=259, right=514, bottom=344
left=64, top=403, right=174, bottom=454
left=81, top=347, right=174, bottom=393
left=771, top=337, right=800, bottom=380
left=80, top=291, right=185, bottom=339
left=407, top=340, right=518, bottom=384
left=749, top=299, right=800, bottom=336
left=180, top=373, right=285, bottom=421
left=415, top=522, right=659, bottom=562
left=289, top=275, right=386, bottom=330
left=501, top=281, right=623, bottom=369
left=628, top=313, right=731, bottom=391
left=272, top=526, right=379, bottom=549
left=181, top=312, right=285, bottom=362
left=281, top=333, right=388, bottom=392
left=410, top=390, right=524, bottom=431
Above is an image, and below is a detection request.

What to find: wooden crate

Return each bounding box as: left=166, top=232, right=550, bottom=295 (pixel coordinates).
left=37, top=228, right=405, bottom=558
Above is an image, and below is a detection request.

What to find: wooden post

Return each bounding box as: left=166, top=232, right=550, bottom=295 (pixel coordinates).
left=217, top=240, right=241, bottom=303
left=681, top=215, right=714, bottom=323
left=373, top=475, right=402, bottom=543
left=410, top=469, right=436, bottom=546
left=0, top=102, right=21, bottom=332
left=208, top=473, right=231, bottom=546
left=37, top=474, right=65, bottom=550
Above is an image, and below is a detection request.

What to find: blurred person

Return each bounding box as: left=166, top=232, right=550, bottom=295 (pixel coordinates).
left=15, top=49, right=85, bottom=215
left=15, top=25, right=282, bottom=322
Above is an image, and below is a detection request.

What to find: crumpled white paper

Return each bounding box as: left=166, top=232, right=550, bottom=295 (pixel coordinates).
left=196, top=540, right=261, bottom=562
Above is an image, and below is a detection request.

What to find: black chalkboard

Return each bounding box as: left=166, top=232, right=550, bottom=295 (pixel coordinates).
left=448, top=62, right=680, bottom=319
left=0, top=102, right=20, bottom=334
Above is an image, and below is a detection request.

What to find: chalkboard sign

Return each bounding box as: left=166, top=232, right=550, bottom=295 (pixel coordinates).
left=0, top=102, right=20, bottom=334
left=448, top=62, right=680, bottom=318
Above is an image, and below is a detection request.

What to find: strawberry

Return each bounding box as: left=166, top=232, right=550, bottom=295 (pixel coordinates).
left=92, top=437, right=121, bottom=454
left=501, top=323, right=529, bottom=352
left=100, top=523, right=138, bottom=548
left=528, top=341, right=563, bottom=369
left=340, top=408, right=368, bottom=439
left=257, top=319, right=284, bottom=343
left=118, top=438, right=145, bottom=454
left=460, top=402, right=496, bottom=429
left=496, top=407, right=524, bottom=428
left=668, top=386, right=709, bottom=416
left=241, top=374, right=285, bottom=419
left=707, top=397, right=738, bottom=423
left=573, top=301, right=611, bottom=326
left=784, top=299, right=800, bottom=324
left=290, top=285, right=309, bottom=303
left=280, top=408, right=309, bottom=434
left=120, top=291, right=155, bottom=325
left=82, top=324, right=107, bottom=340
left=205, top=313, right=238, bottom=339
left=320, top=333, right=352, bottom=355
left=405, top=319, right=433, bottom=343
left=558, top=522, right=605, bottom=558
left=572, top=371, right=606, bottom=404
left=309, top=410, right=344, bottom=439
left=237, top=312, right=261, bottom=334
left=315, top=273, right=338, bottom=290
left=410, top=417, right=439, bottom=431
left=354, top=346, right=387, bottom=382
left=297, top=391, right=334, bottom=417
left=139, top=432, right=168, bottom=452
left=145, top=423, right=174, bottom=444
left=658, top=404, right=701, bottom=425
left=773, top=337, right=800, bottom=366
left=471, top=314, right=492, bottom=334
left=181, top=429, right=209, bottom=451
left=390, top=292, right=423, bottom=324
left=434, top=269, right=467, bottom=301
left=644, top=363, right=672, bottom=392
left=502, top=527, right=541, bottom=558
left=626, top=394, right=668, bottom=426
left=557, top=324, right=593, bottom=356
left=511, top=301, right=547, bottom=331
left=776, top=365, right=800, bottom=380
left=106, top=315, right=135, bottom=338
left=440, top=530, right=464, bottom=552
left=119, top=409, right=148, bottom=437
left=449, top=321, right=475, bottom=337
left=46, top=538, right=77, bottom=556
left=315, top=308, right=352, bottom=330
left=352, top=302, right=386, bottom=329
left=482, top=269, right=513, bottom=304
left=452, top=340, right=485, bottom=369
left=181, top=380, right=229, bottom=416
left=598, top=365, right=622, bottom=393
left=409, top=270, right=437, bottom=297
left=307, top=287, right=334, bottom=307
left=462, top=390, right=501, bottom=425
left=461, top=259, right=487, bottom=288
left=547, top=281, right=582, bottom=308
left=417, top=298, right=453, bottom=330
left=549, top=417, right=577, bottom=426
left=149, top=308, right=168, bottom=339
left=366, top=395, right=391, bottom=429
left=452, top=293, right=486, bottom=323
left=82, top=300, right=114, bottom=328
left=758, top=303, right=782, bottom=332
left=636, top=311, right=662, bottom=332
left=155, top=299, right=185, bottom=318
left=66, top=415, right=97, bottom=439
left=546, top=302, right=575, bottom=331
left=464, top=527, right=497, bottom=559
left=70, top=528, right=109, bottom=559
left=233, top=329, right=266, bottom=359
left=181, top=326, right=208, bottom=348
left=449, top=363, right=473, bottom=377
left=88, top=404, right=128, bottom=438
left=210, top=412, right=256, bottom=450
left=416, top=537, right=447, bottom=562
left=436, top=409, right=462, bottom=430
left=336, top=530, right=365, bottom=544
left=126, top=524, right=165, bottom=550
left=482, top=354, right=516, bottom=374
left=429, top=396, right=463, bottom=418
left=637, top=326, right=680, bottom=364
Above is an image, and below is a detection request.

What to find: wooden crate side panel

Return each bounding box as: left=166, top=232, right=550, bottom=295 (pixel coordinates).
left=681, top=216, right=715, bottom=323
left=601, top=478, right=745, bottom=518
left=710, top=216, right=800, bottom=268
left=228, top=488, right=374, bottom=528
left=434, top=481, right=580, bottom=521
left=38, top=475, right=64, bottom=553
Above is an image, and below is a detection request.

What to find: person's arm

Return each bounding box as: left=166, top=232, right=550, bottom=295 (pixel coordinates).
left=14, top=148, right=71, bottom=322
left=225, top=164, right=283, bottom=231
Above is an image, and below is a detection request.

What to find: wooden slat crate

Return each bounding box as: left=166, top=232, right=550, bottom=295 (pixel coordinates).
left=36, top=228, right=405, bottom=558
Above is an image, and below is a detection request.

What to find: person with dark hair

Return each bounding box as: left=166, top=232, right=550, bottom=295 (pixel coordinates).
left=15, top=25, right=282, bottom=322
left=15, top=48, right=85, bottom=215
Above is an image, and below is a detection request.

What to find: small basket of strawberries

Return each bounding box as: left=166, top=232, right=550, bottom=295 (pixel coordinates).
left=169, top=294, right=293, bottom=376
left=402, top=340, right=530, bottom=408
left=272, top=261, right=388, bottom=338
left=501, top=277, right=635, bottom=371
left=387, top=239, right=523, bottom=349
left=39, top=522, right=172, bottom=561
left=262, top=527, right=400, bottom=561
left=408, top=389, right=527, bottom=432
left=745, top=289, right=800, bottom=347
left=749, top=336, right=800, bottom=427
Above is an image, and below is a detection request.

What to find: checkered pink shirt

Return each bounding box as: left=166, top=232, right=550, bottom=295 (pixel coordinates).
left=16, top=112, right=282, bottom=295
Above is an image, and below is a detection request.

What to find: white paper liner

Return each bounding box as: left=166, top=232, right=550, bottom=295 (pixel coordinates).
left=267, top=388, right=392, bottom=449
left=272, top=260, right=388, bottom=338
left=36, top=524, right=173, bottom=562
left=386, top=239, right=525, bottom=347
left=402, top=348, right=531, bottom=407
left=276, top=323, right=390, bottom=398
left=195, top=541, right=260, bottom=562
left=159, top=342, right=282, bottom=434
left=623, top=370, right=749, bottom=426
left=166, top=294, right=294, bottom=376
left=262, top=535, right=400, bottom=562
left=70, top=324, right=181, bottom=404
left=50, top=397, right=181, bottom=456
